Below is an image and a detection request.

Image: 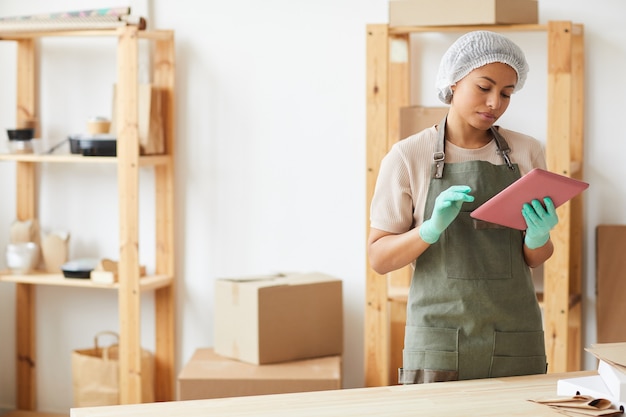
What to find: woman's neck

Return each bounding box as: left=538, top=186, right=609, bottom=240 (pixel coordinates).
left=444, top=113, right=493, bottom=149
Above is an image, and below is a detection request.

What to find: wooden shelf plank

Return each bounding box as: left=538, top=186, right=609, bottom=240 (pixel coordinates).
left=0, top=272, right=172, bottom=291
left=389, top=288, right=585, bottom=310
left=0, top=29, right=127, bottom=39
left=2, top=410, right=67, bottom=417
left=387, top=285, right=409, bottom=303
left=0, top=153, right=171, bottom=166
left=389, top=23, right=547, bottom=35
left=0, top=28, right=172, bottom=41
left=534, top=292, right=581, bottom=310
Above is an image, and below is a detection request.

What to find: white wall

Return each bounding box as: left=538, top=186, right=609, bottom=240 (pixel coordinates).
left=0, top=0, right=625, bottom=413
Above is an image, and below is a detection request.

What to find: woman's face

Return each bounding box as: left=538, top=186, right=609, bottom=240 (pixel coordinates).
left=450, top=62, right=517, bottom=130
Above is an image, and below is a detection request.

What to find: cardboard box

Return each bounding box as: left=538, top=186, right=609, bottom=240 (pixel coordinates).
left=399, top=106, right=448, bottom=139
left=214, top=272, right=343, bottom=364
left=177, top=348, right=342, bottom=400
left=389, top=0, right=538, bottom=27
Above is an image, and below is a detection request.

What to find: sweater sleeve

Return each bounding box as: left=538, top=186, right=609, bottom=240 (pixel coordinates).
left=370, top=146, right=417, bottom=234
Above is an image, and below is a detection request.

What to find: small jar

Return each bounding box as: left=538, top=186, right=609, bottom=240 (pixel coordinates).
left=8, top=138, right=34, bottom=154
left=6, top=128, right=35, bottom=154
left=87, top=117, right=111, bottom=135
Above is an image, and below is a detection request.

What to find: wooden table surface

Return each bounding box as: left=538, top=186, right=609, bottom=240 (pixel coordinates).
left=71, top=371, right=596, bottom=417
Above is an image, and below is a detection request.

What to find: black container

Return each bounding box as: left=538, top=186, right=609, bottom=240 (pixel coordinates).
left=61, top=259, right=99, bottom=279
left=62, top=268, right=92, bottom=279
left=7, top=128, right=35, bottom=153
left=69, top=134, right=116, bottom=157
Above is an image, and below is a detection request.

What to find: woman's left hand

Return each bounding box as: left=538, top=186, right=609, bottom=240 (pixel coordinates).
left=522, top=197, right=559, bottom=249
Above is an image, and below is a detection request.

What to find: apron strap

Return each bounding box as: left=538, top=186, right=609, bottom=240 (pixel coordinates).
left=432, top=115, right=516, bottom=179
left=490, top=126, right=516, bottom=171
left=433, top=115, right=447, bottom=179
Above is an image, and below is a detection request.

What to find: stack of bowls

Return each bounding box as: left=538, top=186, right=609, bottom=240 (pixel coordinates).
left=7, top=128, right=35, bottom=154
left=5, top=242, right=39, bottom=274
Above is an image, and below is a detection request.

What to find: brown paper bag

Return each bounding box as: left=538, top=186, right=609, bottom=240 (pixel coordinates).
left=531, top=396, right=622, bottom=416
left=72, top=331, right=154, bottom=407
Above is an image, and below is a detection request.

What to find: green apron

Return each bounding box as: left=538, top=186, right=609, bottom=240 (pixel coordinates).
left=399, top=117, right=547, bottom=384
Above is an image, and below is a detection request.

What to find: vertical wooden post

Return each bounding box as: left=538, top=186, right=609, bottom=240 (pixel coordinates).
left=544, top=20, right=583, bottom=373
left=567, top=24, right=584, bottom=371
left=388, top=296, right=407, bottom=384
left=15, top=38, right=37, bottom=411
left=365, top=24, right=390, bottom=387
left=385, top=32, right=411, bottom=385
left=15, top=284, right=35, bottom=410
left=365, top=24, right=410, bottom=387
left=117, top=26, right=143, bottom=404
left=153, top=32, right=176, bottom=402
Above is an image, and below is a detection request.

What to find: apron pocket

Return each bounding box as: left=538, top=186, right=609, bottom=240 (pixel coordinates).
left=403, top=326, right=459, bottom=372
left=489, top=330, right=547, bottom=377
left=444, top=212, right=514, bottom=280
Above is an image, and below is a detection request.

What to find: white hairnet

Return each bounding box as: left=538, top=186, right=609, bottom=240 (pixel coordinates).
left=436, top=31, right=529, bottom=104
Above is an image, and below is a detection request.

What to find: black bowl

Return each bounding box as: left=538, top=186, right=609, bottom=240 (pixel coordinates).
left=7, top=128, right=35, bottom=141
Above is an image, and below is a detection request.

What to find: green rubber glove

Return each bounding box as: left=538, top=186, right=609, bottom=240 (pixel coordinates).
left=522, top=197, right=559, bottom=249
left=419, top=185, right=474, bottom=244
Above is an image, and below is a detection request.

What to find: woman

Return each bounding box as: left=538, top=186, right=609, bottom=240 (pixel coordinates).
left=368, top=31, right=559, bottom=384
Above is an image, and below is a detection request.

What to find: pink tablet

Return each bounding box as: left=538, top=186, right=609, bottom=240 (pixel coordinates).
left=470, top=168, right=589, bottom=230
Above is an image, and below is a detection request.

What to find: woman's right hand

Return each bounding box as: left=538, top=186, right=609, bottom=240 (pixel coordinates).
left=368, top=185, right=474, bottom=275
left=419, top=185, right=474, bottom=244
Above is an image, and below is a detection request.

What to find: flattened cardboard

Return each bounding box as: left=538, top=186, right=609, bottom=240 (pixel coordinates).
left=111, top=83, right=165, bottom=155
left=399, top=106, right=448, bottom=140
left=596, top=226, right=626, bottom=343
left=177, top=348, right=342, bottom=401
left=389, top=0, right=538, bottom=27
left=214, top=272, right=343, bottom=364
left=586, top=343, right=626, bottom=370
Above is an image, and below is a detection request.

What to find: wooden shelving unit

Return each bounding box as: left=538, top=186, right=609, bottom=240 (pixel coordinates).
left=0, top=25, right=176, bottom=409
left=365, top=21, right=585, bottom=386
